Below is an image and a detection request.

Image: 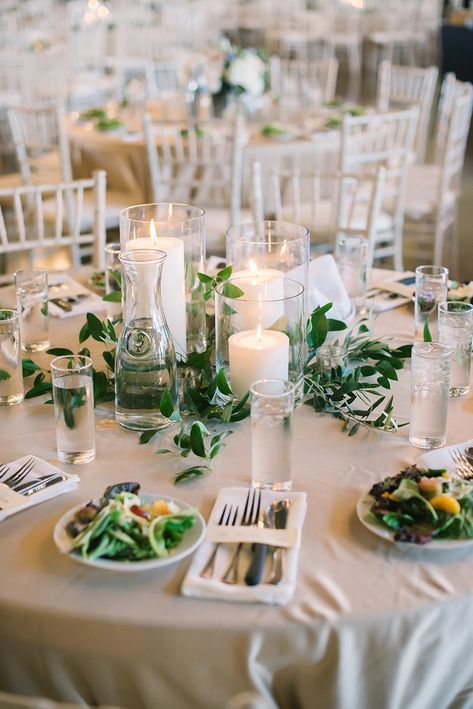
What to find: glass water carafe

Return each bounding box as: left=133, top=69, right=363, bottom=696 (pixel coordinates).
left=115, top=249, right=178, bottom=431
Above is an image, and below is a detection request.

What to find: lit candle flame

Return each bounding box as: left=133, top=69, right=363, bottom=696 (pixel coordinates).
left=150, top=219, right=158, bottom=246
left=280, top=240, right=287, bottom=256
left=256, top=323, right=262, bottom=342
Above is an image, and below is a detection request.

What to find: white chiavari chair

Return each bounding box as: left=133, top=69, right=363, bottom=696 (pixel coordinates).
left=340, top=107, right=419, bottom=271
left=376, top=61, right=438, bottom=162
left=269, top=56, right=339, bottom=114
left=0, top=170, right=106, bottom=280
left=403, top=83, right=473, bottom=268
left=143, top=110, right=249, bottom=255
left=250, top=162, right=386, bottom=266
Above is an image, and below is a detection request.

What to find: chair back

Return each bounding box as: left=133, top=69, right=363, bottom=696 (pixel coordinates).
left=7, top=101, right=72, bottom=187
left=143, top=109, right=245, bottom=226
left=0, top=171, right=106, bottom=279
left=376, top=61, right=438, bottom=161
left=434, top=74, right=471, bottom=166
left=340, top=107, right=419, bottom=269
left=270, top=56, right=338, bottom=107
left=439, top=83, right=473, bottom=200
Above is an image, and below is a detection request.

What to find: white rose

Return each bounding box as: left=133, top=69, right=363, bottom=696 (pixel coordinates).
left=226, top=53, right=265, bottom=96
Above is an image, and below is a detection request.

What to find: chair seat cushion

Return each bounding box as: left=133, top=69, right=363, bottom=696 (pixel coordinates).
left=43, top=189, right=135, bottom=232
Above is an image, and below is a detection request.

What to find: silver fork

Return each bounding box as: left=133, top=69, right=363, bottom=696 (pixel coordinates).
left=0, top=458, right=36, bottom=488
left=200, top=504, right=238, bottom=579
left=450, top=449, right=473, bottom=480
left=222, top=488, right=261, bottom=585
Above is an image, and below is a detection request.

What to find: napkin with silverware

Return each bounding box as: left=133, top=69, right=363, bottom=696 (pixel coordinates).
left=182, top=487, right=307, bottom=605
left=0, top=455, right=79, bottom=522
left=48, top=274, right=106, bottom=319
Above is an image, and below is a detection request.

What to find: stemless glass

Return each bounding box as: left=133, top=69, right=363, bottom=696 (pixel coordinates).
left=14, top=269, right=49, bottom=351
left=120, top=203, right=206, bottom=356
left=104, top=242, right=122, bottom=319
left=0, top=309, right=24, bottom=406
left=251, top=379, right=295, bottom=491
left=51, top=355, right=95, bottom=464
left=414, top=265, right=448, bottom=340
left=335, top=235, right=369, bottom=312
left=226, top=222, right=310, bottom=302
left=409, top=342, right=451, bottom=450
left=438, top=301, right=473, bottom=397
left=316, top=344, right=347, bottom=371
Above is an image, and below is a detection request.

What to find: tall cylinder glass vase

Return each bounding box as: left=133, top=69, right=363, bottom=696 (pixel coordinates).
left=226, top=221, right=310, bottom=305
left=120, top=203, right=207, bottom=358
left=215, top=275, right=305, bottom=403
left=115, top=249, right=178, bottom=431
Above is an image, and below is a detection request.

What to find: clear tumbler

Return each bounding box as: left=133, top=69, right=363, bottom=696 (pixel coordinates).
left=409, top=342, right=451, bottom=450
left=0, top=309, right=24, bottom=406
left=438, top=301, right=473, bottom=397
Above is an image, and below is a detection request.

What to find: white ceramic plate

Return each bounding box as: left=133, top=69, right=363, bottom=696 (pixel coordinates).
left=357, top=492, right=473, bottom=550
left=54, top=493, right=206, bottom=571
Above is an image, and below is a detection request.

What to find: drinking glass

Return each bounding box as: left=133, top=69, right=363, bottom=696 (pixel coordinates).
left=0, top=309, right=24, bottom=406
left=409, top=342, right=451, bottom=450
left=335, top=235, right=369, bottom=311
left=251, top=379, right=295, bottom=491
left=14, top=269, right=49, bottom=351
left=438, top=301, right=473, bottom=397
left=105, top=242, right=122, bottom=319
left=316, top=344, right=347, bottom=371
left=414, top=265, right=448, bottom=341
left=51, top=355, right=95, bottom=464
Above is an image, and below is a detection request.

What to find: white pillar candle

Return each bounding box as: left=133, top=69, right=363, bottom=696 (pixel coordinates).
left=228, top=328, right=289, bottom=398
left=126, top=234, right=187, bottom=356
left=231, top=268, right=285, bottom=330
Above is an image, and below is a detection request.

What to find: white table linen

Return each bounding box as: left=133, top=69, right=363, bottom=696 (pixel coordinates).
left=0, top=270, right=473, bottom=709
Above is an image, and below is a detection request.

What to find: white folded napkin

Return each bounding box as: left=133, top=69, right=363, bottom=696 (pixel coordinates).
left=418, top=439, right=473, bottom=474
left=48, top=274, right=106, bottom=319
left=181, top=486, right=307, bottom=605
left=0, top=455, right=79, bottom=522
left=307, top=255, right=353, bottom=322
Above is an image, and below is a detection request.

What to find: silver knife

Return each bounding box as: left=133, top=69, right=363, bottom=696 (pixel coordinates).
left=244, top=504, right=273, bottom=586
left=266, top=500, right=290, bottom=585
left=16, top=474, right=66, bottom=496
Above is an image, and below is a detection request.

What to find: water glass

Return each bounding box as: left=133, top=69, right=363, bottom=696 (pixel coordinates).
left=409, top=342, right=451, bottom=450
left=105, top=242, right=122, bottom=318
left=0, top=309, right=24, bottom=406
left=250, top=379, right=295, bottom=491
left=414, top=265, right=448, bottom=341
left=335, top=235, right=368, bottom=311
left=438, top=301, right=473, bottom=397
left=14, top=269, right=49, bottom=352
left=51, top=355, right=95, bottom=464
left=316, top=344, right=347, bottom=371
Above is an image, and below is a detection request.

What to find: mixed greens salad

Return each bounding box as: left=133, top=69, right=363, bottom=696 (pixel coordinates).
left=368, top=466, right=473, bottom=544
left=65, top=482, right=196, bottom=561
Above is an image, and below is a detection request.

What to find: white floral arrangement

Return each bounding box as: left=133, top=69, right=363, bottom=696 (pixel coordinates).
left=448, top=281, right=473, bottom=303
left=219, top=47, right=267, bottom=98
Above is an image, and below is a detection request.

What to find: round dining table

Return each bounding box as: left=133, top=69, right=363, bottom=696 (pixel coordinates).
left=1, top=274, right=473, bottom=709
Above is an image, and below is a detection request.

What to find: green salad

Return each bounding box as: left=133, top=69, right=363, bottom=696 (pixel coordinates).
left=368, top=466, right=473, bottom=544
left=65, top=482, right=196, bottom=561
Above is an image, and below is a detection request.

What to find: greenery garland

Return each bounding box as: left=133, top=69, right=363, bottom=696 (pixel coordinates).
left=7, top=266, right=412, bottom=484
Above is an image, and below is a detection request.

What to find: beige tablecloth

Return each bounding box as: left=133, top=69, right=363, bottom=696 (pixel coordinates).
left=1, top=280, right=473, bottom=709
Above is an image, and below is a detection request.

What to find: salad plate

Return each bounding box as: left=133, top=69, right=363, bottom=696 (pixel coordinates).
left=356, top=493, right=473, bottom=550
left=357, top=466, right=473, bottom=550
left=54, top=490, right=206, bottom=572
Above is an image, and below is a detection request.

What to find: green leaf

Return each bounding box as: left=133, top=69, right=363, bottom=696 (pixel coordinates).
left=159, top=388, right=175, bottom=419
left=423, top=320, right=432, bottom=343
left=34, top=372, right=45, bottom=386
left=189, top=421, right=209, bottom=458
left=86, top=313, right=105, bottom=342
left=22, top=359, right=41, bottom=377
left=102, top=350, right=115, bottom=370
left=376, top=360, right=398, bottom=381
left=210, top=443, right=226, bottom=459
left=47, top=347, right=74, bottom=356
left=216, top=368, right=233, bottom=396
left=197, top=272, right=214, bottom=285
left=24, top=381, right=53, bottom=399
left=221, top=283, right=244, bottom=299
left=327, top=319, right=347, bottom=332
left=102, top=291, right=122, bottom=303
left=139, top=430, right=159, bottom=444
left=174, top=466, right=210, bottom=485
left=0, top=369, right=11, bottom=381
left=216, top=265, right=233, bottom=281
left=79, top=321, right=90, bottom=343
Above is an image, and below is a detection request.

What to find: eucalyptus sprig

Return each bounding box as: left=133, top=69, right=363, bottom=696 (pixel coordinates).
left=197, top=265, right=243, bottom=301
left=304, top=304, right=411, bottom=435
